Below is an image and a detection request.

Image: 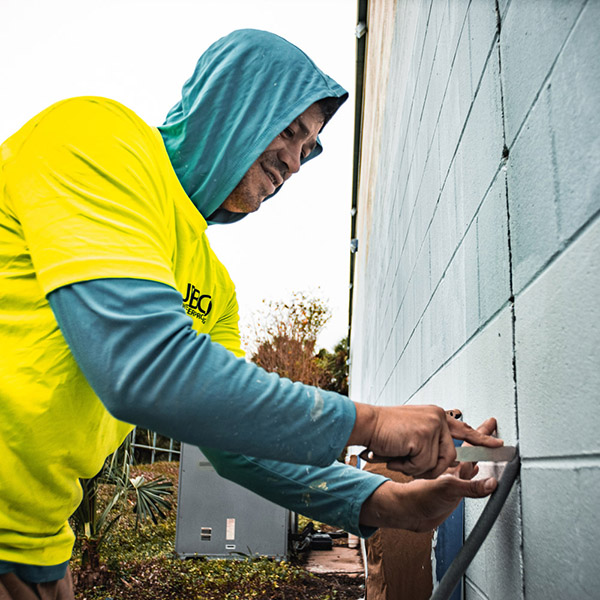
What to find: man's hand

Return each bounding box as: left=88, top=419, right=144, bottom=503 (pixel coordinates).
left=349, top=403, right=504, bottom=478
left=359, top=418, right=499, bottom=532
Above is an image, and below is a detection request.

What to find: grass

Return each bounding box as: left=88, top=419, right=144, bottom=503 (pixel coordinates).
left=71, top=462, right=364, bottom=600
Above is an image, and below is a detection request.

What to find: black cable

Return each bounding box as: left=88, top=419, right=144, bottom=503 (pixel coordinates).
left=430, top=451, right=521, bottom=600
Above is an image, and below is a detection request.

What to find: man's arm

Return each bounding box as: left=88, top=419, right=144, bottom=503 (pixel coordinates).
left=49, top=277, right=502, bottom=474
left=48, top=278, right=355, bottom=467
left=203, top=418, right=499, bottom=536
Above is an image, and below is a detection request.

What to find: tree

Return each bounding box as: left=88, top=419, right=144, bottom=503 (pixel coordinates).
left=248, top=292, right=350, bottom=465
left=316, top=337, right=349, bottom=396
left=248, top=291, right=332, bottom=386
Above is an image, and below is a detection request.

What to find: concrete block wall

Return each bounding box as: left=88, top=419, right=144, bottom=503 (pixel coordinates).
left=350, top=1, right=600, bottom=598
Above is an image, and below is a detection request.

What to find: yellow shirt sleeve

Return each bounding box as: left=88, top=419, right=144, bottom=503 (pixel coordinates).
left=209, top=289, right=245, bottom=357
left=3, top=97, right=178, bottom=295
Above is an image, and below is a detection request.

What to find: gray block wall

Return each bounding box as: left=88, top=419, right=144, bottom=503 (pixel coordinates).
left=349, top=1, right=600, bottom=598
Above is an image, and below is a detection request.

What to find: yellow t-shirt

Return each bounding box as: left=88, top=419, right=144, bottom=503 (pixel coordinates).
left=0, top=97, right=243, bottom=565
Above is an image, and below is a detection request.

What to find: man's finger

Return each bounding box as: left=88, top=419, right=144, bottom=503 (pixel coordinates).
left=388, top=426, right=443, bottom=476
left=458, top=462, right=479, bottom=480
left=417, top=431, right=458, bottom=479
left=444, top=475, right=497, bottom=499
left=387, top=451, right=437, bottom=476
left=386, top=457, right=423, bottom=476
left=448, top=418, right=504, bottom=447
left=424, top=428, right=457, bottom=479
left=458, top=418, right=500, bottom=472
left=445, top=408, right=462, bottom=420
left=474, top=417, right=498, bottom=436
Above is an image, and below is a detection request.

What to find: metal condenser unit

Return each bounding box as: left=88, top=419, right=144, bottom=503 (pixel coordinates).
left=175, top=444, right=292, bottom=559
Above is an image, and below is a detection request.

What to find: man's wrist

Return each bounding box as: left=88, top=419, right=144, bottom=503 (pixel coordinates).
left=359, top=480, right=407, bottom=530
left=348, top=401, right=377, bottom=447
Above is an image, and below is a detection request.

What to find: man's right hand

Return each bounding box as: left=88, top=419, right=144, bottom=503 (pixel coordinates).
left=348, top=403, right=504, bottom=478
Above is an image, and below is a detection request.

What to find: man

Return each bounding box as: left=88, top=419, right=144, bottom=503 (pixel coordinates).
left=0, top=29, right=502, bottom=597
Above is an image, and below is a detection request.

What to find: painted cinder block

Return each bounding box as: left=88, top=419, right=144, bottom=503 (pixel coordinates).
left=431, top=271, right=454, bottom=369
left=464, top=483, right=523, bottom=600
left=453, top=17, right=475, bottom=138
left=547, top=0, right=600, bottom=245
left=446, top=0, right=470, bottom=55
left=496, top=0, right=510, bottom=19
left=411, top=309, right=521, bottom=598
left=515, top=216, right=600, bottom=458
left=465, top=580, right=489, bottom=600
left=412, top=123, right=432, bottom=209
left=376, top=339, right=395, bottom=404
left=415, top=9, right=437, bottom=130
left=425, top=23, right=450, bottom=146
left=393, top=255, right=408, bottom=336
left=420, top=62, right=442, bottom=159
left=395, top=123, right=415, bottom=213
left=413, top=237, right=431, bottom=325
left=500, top=0, right=587, bottom=147
left=393, top=153, right=410, bottom=222
left=506, top=88, right=560, bottom=295
left=410, top=307, right=516, bottom=441
left=458, top=307, right=516, bottom=443
left=415, top=311, right=520, bottom=597
left=422, top=1, right=465, bottom=158
left=421, top=284, right=444, bottom=384
left=443, top=241, right=468, bottom=358
left=424, top=215, right=476, bottom=371
left=408, top=325, right=424, bottom=402
left=476, top=171, right=510, bottom=326
left=430, top=171, right=459, bottom=290
left=466, top=0, right=499, bottom=95
left=520, top=464, right=600, bottom=599
left=414, top=146, right=441, bottom=256
left=438, top=28, right=472, bottom=182
left=463, top=211, right=480, bottom=341
left=420, top=305, right=435, bottom=385
left=455, top=49, right=504, bottom=242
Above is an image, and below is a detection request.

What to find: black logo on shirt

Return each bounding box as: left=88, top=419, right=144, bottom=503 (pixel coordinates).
left=183, top=283, right=212, bottom=324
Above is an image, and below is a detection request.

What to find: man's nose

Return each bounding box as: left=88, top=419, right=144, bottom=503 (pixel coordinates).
left=281, top=143, right=302, bottom=177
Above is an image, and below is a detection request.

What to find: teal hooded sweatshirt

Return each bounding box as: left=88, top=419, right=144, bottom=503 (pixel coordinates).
left=3, top=29, right=387, bottom=583
left=158, top=28, right=348, bottom=223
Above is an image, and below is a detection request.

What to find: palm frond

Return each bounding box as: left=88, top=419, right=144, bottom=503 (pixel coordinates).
left=128, top=475, right=173, bottom=529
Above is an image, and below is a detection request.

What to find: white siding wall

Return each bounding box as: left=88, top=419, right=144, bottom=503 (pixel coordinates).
left=350, top=1, right=600, bottom=598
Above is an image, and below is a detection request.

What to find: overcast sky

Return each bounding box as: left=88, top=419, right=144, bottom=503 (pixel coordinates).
left=0, top=0, right=356, bottom=352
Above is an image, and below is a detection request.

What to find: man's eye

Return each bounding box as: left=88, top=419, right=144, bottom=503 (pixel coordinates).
left=283, top=127, right=294, bottom=138
left=302, top=146, right=315, bottom=160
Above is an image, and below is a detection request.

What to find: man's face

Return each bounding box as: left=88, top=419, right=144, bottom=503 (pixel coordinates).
left=221, top=103, right=325, bottom=213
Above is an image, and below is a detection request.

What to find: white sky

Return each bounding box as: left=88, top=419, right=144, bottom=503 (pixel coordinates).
left=0, top=0, right=356, bottom=352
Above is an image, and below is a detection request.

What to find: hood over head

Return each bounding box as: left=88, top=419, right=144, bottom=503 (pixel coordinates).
left=158, top=29, right=348, bottom=225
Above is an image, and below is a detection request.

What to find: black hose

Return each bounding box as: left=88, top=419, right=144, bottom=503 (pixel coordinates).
left=430, top=451, right=521, bottom=600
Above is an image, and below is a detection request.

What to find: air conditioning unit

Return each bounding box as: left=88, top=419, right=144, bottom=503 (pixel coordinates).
left=175, top=444, right=292, bottom=559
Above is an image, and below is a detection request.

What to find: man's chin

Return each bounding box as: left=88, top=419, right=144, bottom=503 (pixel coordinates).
left=220, top=196, right=263, bottom=214
left=239, top=199, right=262, bottom=214
left=248, top=198, right=261, bottom=210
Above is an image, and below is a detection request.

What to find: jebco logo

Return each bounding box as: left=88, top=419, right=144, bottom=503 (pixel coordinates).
left=183, top=283, right=212, bottom=324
